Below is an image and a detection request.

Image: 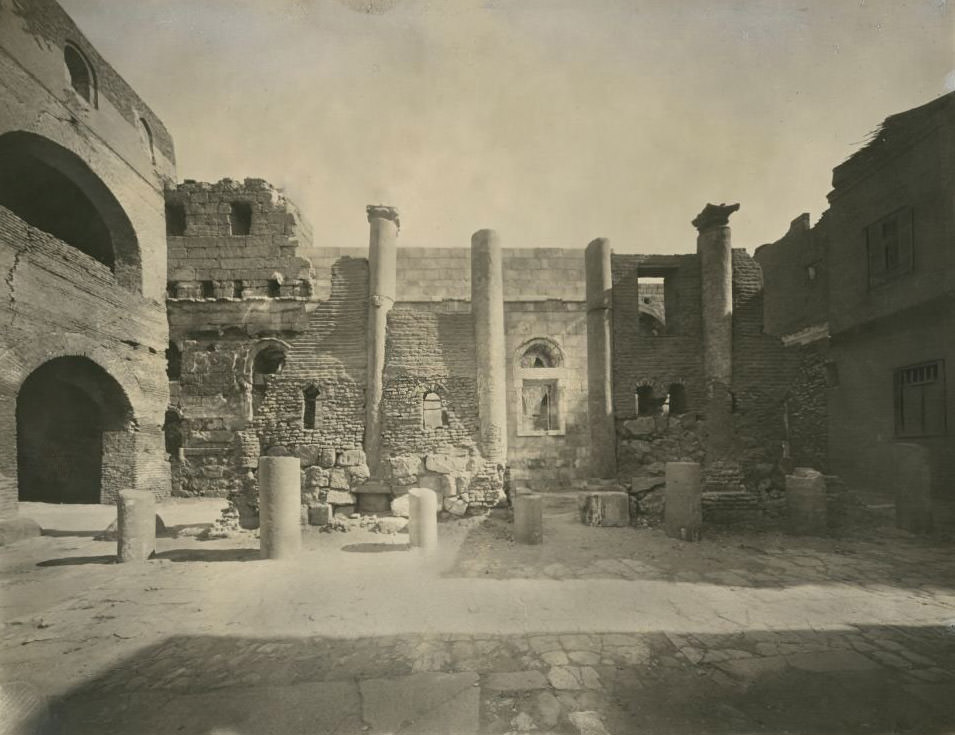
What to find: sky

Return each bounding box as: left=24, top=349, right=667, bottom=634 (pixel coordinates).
left=60, top=0, right=953, bottom=254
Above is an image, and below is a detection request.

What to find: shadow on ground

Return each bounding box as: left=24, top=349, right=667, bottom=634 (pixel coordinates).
left=444, top=498, right=955, bottom=591
left=341, top=542, right=411, bottom=554
left=12, top=624, right=955, bottom=734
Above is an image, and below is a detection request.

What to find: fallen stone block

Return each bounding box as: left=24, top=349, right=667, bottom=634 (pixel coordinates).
left=376, top=517, right=408, bottom=534
left=391, top=495, right=411, bottom=518
left=337, top=448, right=366, bottom=467
left=326, top=490, right=357, bottom=506
left=578, top=491, right=630, bottom=527
left=307, top=503, right=331, bottom=526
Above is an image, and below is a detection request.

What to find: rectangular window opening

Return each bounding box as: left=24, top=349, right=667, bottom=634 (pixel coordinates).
left=229, top=201, right=252, bottom=236
left=165, top=203, right=186, bottom=236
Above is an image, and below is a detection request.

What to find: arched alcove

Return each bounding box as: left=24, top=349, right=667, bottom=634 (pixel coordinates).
left=16, top=356, right=134, bottom=503
left=0, top=132, right=142, bottom=292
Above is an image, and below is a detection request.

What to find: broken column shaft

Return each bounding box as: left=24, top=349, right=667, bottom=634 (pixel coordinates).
left=408, top=487, right=438, bottom=550
left=585, top=237, right=616, bottom=477
left=258, top=456, right=302, bottom=559
left=364, top=205, right=399, bottom=473
left=117, top=489, right=155, bottom=563
left=471, top=229, right=507, bottom=464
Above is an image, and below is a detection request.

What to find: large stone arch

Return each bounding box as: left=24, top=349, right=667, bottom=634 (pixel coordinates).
left=16, top=356, right=136, bottom=503
left=0, top=131, right=142, bottom=293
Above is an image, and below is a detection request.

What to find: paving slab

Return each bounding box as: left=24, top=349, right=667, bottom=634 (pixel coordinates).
left=359, top=671, right=479, bottom=735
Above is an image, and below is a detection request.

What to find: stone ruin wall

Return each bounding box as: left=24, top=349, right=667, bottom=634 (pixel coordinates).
left=611, top=249, right=829, bottom=519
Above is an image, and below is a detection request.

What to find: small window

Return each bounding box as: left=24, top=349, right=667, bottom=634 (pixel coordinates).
left=267, top=279, right=282, bottom=298
left=422, top=392, right=447, bottom=430
left=165, top=203, right=186, bottom=236
left=303, top=385, right=320, bottom=429
left=637, top=275, right=667, bottom=336
left=229, top=202, right=252, bottom=235
left=868, top=208, right=913, bottom=287
left=166, top=281, right=178, bottom=299
left=635, top=385, right=661, bottom=417
left=64, top=43, right=95, bottom=105
left=668, top=384, right=688, bottom=415
left=200, top=280, right=215, bottom=299
left=895, top=360, right=946, bottom=437
left=139, top=118, right=155, bottom=164
left=232, top=280, right=244, bottom=299
left=166, top=343, right=182, bottom=381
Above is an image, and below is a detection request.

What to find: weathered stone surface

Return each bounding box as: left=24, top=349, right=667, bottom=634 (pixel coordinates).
left=623, top=417, right=656, bottom=438
left=391, top=495, right=411, bottom=518
left=295, top=444, right=322, bottom=467
left=326, top=490, right=357, bottom=506
left=304, top=466, right=330, bottom=488
left=347, top=463, right=371, bottom=485
left=514, top=494, right=543, bottom=544
left=569, top=711, right=612, bottom=735
left=376, top=516, right=408, bottom=534
left=426, top=453, right=468, bottom=474
left=389, top=454, right=423, bottom=479
left=317, top=448, right=337, bottom=469
left=444, top=497, right=468, bottom=516
left=630, top=476, right=665, bottom=495
left=360, top=672, right=478, bottom=735
left=484, top=671, right=549, bottom=691
left=329, top=468, right=350, bottom=490
left=337, top=449, right=366, bottom=467
left=579, top=492, right=629, bottom=527
left=307, top=503, right=331, bottom=526
left=665, top=462, right=702, bottom=542
left=96, top=514, right=167, bottom=542
left=333, top=504, right=356, bottom=517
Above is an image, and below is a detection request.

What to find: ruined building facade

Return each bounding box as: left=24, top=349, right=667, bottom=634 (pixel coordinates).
left=164, top=178, right=822, bottom=521
left=0, top=0, right=174, bottom=535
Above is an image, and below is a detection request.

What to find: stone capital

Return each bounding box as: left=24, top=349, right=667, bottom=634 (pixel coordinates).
left=366, top=205, right=400, bottom=230
left=692, top=202, right=740, bottom=233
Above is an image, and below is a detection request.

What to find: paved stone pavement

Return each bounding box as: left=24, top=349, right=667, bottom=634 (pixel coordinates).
left=1, top=497, right=954, bottom=734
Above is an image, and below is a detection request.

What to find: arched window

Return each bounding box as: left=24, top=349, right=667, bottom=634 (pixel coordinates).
left=138, top=118, right=155, bottom=164
left=251, top=344, right=286, bottom=415
left=422, top=392, right=447, bottom=430
left=517, top=338, right=563, bottom=435
left=64, top=43, right=95, bottom=106
left=303, top=384, right=320, bottom=429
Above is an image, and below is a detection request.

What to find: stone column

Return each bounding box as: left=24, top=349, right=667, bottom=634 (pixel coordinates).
left=513, top=493, right=543, bottom=544
left=585, top=238, right=616, bottom=477
left=364, top=205, right=399, bottom=473
left=408, top=487, right=438, bottom=550
left=693, top=203, right=739, bottom=457
left=664, top=461, right=702, bottom=541
left=471, top=229, right=508, bottom=464
left=258, top=456, right=302, bottom=559
left=117, top=489, right=155, bottom=562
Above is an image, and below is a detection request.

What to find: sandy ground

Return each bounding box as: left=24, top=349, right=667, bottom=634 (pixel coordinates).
left=1, top=496, right=954, bottom=734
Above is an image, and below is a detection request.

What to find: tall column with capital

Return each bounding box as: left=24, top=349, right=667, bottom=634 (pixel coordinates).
left=585, top=237, right=616, bottom=477
left=693, top=202, right=739, bottom=458
left=364, top=205, right=399, bottom=472
left=471, top=229, right=507, bottom=464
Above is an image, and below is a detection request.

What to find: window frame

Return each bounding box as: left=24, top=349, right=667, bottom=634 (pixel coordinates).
left=867, top=207, right=914, bottom=288
left=894, top=359, right=946, bottom=438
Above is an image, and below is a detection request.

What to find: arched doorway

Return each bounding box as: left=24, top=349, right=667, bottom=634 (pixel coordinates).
left=16, top=357, right=134, bottom=503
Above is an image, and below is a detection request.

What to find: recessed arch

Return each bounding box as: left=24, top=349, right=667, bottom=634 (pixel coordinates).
left=516, top=337, right=564, bottom=369
left=16, top=356, right=135, bottom=503
left=64, top=42, right=96, bottom=106
left=0, top=131, right=142, bottom=292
